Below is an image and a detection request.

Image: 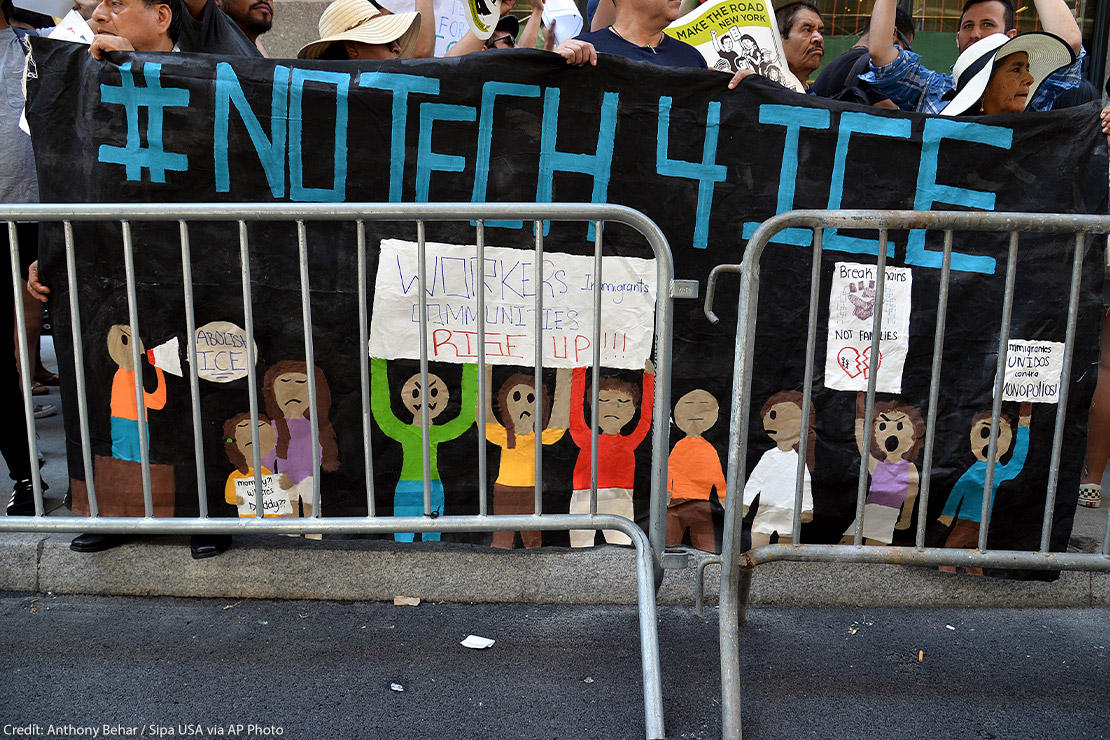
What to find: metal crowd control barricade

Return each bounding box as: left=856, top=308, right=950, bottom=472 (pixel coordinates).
left=2, top=202, right=676, bottom=740
left=703, top=210, right=1110, bottom=740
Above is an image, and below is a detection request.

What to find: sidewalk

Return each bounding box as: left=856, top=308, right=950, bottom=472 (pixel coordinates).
left=1, top=338, right=1107, bottom=607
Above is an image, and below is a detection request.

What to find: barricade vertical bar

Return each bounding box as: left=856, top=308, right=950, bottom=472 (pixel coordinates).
left=718, top=224, right=765, bottom=740
left=853, top=229, right=889, bottom=545
left=122, top=220, right=154, bottom=518
left=7, top=222, right=43, bottom=515
left=589, top=222, right=604, bottom=517
left=240, top=220, right=265, bottom=516
left=792, top=226, right=823, bottom=541
left=533, top=221, right=545, bottom=517
left=63, top=221, right=97, bottom=516
left=916, top=229, right=954, bottom=549
left=979, top=231, right=1020, bottom=551
left=297, top=220, right=323, bottom=520
left=416, top=220, right=433, bottom=518
left=357, top=220, right=376, bottom=516
left=648, top=226, right=674, bottom=568
left=179, top=221, right=207, bottom=518
left=476, top=220, right=489, bottom=518
left=1040, top=232, right=1086, bottom=552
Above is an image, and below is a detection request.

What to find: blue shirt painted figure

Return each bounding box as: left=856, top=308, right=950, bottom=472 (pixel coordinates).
left=940, top=424, right=1029, bottom=523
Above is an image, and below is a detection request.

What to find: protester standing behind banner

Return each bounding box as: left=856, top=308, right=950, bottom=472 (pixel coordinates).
left=864, top=0, right=1082, bottom=114
left=0, top=0, right=44, bottom=517
left=810, top=6, right=914, bottom=107
left=174, top=0, right=261, bottom=56
left=558, top=0, right=754, bottom=89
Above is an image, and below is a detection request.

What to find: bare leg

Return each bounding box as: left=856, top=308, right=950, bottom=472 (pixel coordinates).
left=16, top=282, right=45, bottom=382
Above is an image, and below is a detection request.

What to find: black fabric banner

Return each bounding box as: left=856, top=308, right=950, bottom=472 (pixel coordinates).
left=25, top=38, right=1107, bottom=565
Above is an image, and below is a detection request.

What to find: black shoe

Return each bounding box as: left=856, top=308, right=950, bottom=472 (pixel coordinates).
left=6, top=480, right=38, bottom=516
left=190, top=534, right=231, bottom=560
left=70, top=532, right=132, bottom=553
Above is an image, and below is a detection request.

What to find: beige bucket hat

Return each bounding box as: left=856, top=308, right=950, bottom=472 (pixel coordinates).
left=297, top=0, right=421, bottom=59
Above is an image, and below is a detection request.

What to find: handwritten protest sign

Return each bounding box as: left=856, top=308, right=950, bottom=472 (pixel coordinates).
left=999, top=340, right=1064, bottom=403
left=825, top=262, right=912, bottom=394
left=194, top=321, right=253, bottom=383
left=369, top=239, right=657, bottom=369
left=234, top=474, right=293, bottom=517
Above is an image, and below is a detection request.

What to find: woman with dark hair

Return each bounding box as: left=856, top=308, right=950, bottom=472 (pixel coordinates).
left=261, top=360, right=339, bottom=534
left=483, top=366, right=570, bottom=549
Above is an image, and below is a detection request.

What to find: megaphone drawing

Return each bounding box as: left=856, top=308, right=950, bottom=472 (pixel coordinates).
left=146, top=336, right=183, bottom=377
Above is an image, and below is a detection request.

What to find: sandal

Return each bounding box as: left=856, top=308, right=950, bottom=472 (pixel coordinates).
left=31, top=382, right=48, bottom=396
left=1078, top=483, right=1102, bottom=509
left=34, top=371, right=60, bottom=386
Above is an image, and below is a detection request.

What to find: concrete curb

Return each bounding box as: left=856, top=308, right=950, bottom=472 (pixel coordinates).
left=1, top=533, right=1105, bottom=607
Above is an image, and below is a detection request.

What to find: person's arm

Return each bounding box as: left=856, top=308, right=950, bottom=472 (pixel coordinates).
left=628, top=361, right=655, bottom=445
left=1035, top=0, right=1082, bottom=54
left=548, top=367, right=572, bottom=429
left=369, top=357, right=404, bottom=438
left=542, top=17, right=556, bottom=50
left=867, top=0, right=899, bottom=68
left=26, top=261, right=49, bottom=303
left=895, top=464, right=918, bottom=530
left=554, top=38, right=596, bottom=66
left=590, top=0, right=613, bottom=31
left=408, top=0, right=436, bottom=58
left=445, top=30, right=486, bottom=56
left=519, top=0, right=543, bottom=49
left=89, top=33, right=135, bottom=59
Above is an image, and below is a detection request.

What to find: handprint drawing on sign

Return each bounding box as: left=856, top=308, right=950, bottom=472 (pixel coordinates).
left=847, top=279, right=876, bottom=321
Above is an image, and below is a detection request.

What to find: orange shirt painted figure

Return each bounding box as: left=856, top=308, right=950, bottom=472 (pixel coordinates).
left=106, top=325, right=166, bottom=462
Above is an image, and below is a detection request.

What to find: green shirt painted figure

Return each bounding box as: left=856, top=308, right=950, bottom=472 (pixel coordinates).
left=370, top=358, right=478, bottom=541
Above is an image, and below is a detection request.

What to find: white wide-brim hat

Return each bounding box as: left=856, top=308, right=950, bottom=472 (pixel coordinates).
left=297, top=0, right=420, bottom=59
left=940, top=31, right=1074, bottom=116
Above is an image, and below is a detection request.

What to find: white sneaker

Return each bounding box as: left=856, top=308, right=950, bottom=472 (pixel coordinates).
left=33, top=404, right=57, bottom=419
left=1078, top=483, right=1102, bottom=508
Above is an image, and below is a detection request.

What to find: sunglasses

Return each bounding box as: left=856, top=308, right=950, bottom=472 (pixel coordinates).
left=484, top=33, right=516, bottom=48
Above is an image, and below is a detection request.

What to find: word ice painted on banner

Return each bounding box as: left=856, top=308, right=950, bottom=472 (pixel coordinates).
left=368, top=239, right=657, bottom=369
left=194, top=321, right=254, bottom=382
left=998, top=339, right=1064, bottom=403
left=825, top=261, right=912, bottom=394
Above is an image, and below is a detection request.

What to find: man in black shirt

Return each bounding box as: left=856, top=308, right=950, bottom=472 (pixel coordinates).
left=811, top=6, right=914, bottom=107
left=175, top=0, right=262, bottom=56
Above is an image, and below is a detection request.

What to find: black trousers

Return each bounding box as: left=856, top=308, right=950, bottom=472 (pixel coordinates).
left=2, top=222, right=35, bottom=482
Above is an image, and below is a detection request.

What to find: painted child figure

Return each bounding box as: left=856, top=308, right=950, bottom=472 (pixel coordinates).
left=568, top=362, right=655, bottom=547
left=484, top=366, right=572, bottom=549
left=261, top=361, right=340, bottom=538
left=107, top=324, right=166, bottom=462
left=841, top=391, right=926, bottom=545
left=937, top=402, right=1032, bottom=575
left=370, top=359, right=477, bottom=541
left=222, top=412, right=294, bottom=520
left=666, top=389, right=726, bottom=552
left=742, top=390, right=815, bottom=548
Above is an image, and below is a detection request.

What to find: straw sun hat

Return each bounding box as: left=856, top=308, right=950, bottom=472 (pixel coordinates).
left=297, top=0, right=421, bottom=59
left=940, top=31, right=1075, bottom=116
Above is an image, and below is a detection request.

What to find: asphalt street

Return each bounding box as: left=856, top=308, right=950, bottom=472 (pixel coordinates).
left=1, top=594, right=1107, bottom=740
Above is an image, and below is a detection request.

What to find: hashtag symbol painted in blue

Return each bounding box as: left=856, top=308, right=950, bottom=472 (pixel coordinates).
left=99, top=62, right=190, bottom=183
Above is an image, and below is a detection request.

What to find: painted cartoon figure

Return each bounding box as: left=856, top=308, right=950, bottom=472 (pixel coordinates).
left=568, top=362, right=655, bottom=548
left=937, top=402, right=1032, bottom=575
left=371, top=358, right=477, bottom=541
left=840, top=391, right=925, bottom=545
left=484, top=366, right=571, bottom=549
left=222, top=412, right=294, bottom=519
left=742, top=390, right=815, bottom=548
left=107, top=324, right=166, bottom=462
left=711, top=30, right=741, bottom=72
left=666, top=388, right=726, bottom=552
left=261, top=361, right=339, bottom=535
